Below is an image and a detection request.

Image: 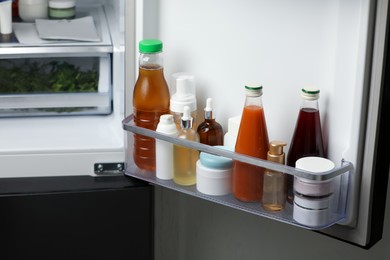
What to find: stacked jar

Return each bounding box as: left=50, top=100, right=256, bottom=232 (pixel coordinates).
left=293, top=157, right=336, bottom=227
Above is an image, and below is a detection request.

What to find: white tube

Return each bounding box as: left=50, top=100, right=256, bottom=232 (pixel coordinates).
left=0, top=0, right=12, bottom=35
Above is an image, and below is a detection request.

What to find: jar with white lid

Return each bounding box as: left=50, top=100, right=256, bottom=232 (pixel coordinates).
left=48, top=0, right=76, bottom=19
left=292, top=156, right=336, bottom=227
left=18, top=0, right=48, bottom=22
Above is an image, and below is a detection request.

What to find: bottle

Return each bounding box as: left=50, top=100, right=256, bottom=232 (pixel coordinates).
left=170, top=74, right=197, bottom=130
left=197, top=98, right=223, bottom=146
left=286, top=87, right=325, bottom=203
left=233, top=84, right=269, bottom=202
left=133, top=39, right=170, bottom=171
left=262, top=141, right=287, bottom=211
left=173, top=106, right=200, bottom=186
left=223, top=115, right=241, bottom=149
left=156, top=114, right=178, bottom=180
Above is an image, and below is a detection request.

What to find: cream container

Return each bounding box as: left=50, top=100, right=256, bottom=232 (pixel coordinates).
left=293, top=194, right=334, bottom=227
left=48, top=0, right=76, bottom=19
left=294, top=157, right=335, bottom=197
left=196, top=146, right=233, bottom=196
left=19, top=0, right=48, bottom=22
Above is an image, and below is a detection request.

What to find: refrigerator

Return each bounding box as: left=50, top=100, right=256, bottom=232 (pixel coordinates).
left=0, top=0, right=389, bottom=254
left=123, top=0, right=390, bottom=249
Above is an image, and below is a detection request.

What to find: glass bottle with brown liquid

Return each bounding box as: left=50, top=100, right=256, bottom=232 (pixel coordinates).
left=286, top=88, right=325, bottom=203
left=197, top=98, right=223, bottom=146
left=133, top=39, right=170, bottom=171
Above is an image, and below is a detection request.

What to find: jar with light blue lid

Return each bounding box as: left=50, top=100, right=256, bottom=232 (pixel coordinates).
left=196, top=146, right=233, bottom=196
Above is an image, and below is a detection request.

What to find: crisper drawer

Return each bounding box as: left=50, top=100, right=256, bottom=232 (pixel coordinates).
left=122, top=115, right=353, bottom=231
left=0, top=54, right=111, bottom=117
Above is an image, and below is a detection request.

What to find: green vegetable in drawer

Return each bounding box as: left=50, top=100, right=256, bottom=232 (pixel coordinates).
left=0, top=60, right=99, bottom=94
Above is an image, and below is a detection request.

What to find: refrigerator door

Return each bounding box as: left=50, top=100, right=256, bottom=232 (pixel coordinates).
left=126, top=0, right=390, bottom=246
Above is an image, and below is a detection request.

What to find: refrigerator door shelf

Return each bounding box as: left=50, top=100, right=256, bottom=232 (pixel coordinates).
left=122, top=115, right=353, bottom=231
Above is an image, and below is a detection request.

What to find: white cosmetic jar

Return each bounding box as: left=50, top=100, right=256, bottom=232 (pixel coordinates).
left=293, top=194, right=334, bottom=227
left=294, top=157, right=335, bottom=197
left=19, top=0, right=48, bottom=22
left=196, top=146, right=233, bottom=196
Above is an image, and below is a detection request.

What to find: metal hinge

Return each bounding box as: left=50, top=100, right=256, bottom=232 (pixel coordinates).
left=94, top=163, right=124, bottom=174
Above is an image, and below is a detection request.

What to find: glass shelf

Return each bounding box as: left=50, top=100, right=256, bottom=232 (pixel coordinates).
left=122, top=115, right=354, bottom=230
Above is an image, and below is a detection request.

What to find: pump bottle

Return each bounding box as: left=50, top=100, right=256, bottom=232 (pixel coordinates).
left=262, top=141, right=287, bottom=211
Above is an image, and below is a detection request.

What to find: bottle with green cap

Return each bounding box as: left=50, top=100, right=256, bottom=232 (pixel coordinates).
left=233, top=84, right=269, bottom=202
left=286, top=87, right=325, bottom=203
left=133, top=39, right=170, bottom=171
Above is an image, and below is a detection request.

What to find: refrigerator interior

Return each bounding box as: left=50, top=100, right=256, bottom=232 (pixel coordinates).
left=125, top=0, right=389, bottom=246
left=0, top=0, right=126, bottom=177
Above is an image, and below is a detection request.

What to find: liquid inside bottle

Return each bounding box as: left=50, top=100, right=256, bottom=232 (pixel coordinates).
left=133, top=40, right=170, bottom=171
left=262, top=141, right=287, bottom=211
left=173, top=106, right=200, bottom=185
left=286, top=88, right=325, bottom=203
left=197, top=98, right=223, bottom=146
left=233, top=85, right=269, bottom=202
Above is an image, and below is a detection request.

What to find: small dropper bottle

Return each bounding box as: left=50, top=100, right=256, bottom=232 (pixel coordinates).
left=197, top=98, right=223, bottom=146
left=262, top=141, right=287, bottom=211
left=173, top=106, right=200, bottom=186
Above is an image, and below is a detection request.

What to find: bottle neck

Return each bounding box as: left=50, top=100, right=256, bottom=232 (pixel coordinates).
left=139, top=52, right=163, bottom=69
left=301, top=98, right=319, bottom=110
left=244, top=95, right=263, bottom=107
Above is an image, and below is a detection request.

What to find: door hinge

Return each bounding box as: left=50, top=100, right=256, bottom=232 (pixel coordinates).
left=94, top=163, right=124, bottom=174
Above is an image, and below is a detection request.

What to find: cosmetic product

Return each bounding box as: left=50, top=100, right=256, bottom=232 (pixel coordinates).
left=196, top=146, right=233, bottom=196
left=156, top=114, right=178, bottom=180
left=223, top=115, right=241, bottom=148
left=18, top=0, right=48, bottom=22
left=197, top=98, right=223, bottom=146
left=262, top=141, right=287, bottom=211
left=48, top=0, right=76, bottom=19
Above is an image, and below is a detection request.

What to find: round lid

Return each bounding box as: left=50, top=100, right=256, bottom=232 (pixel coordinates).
left=139, top=39, right=163, bottom=53
left=49, top=0, right=76, bottom=8
left=199, top=146, right=233, bottom=170
left=301, top=87, right=320, bottom=100
left=295, top=157, right=335, bottom=183
left=245, top=84, right=263, bottom=97
left=156, top=114, right=178, bottom=135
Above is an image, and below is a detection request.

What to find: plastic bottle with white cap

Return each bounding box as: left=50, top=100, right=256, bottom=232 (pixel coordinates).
left=156, top=114, right=178, bottom=180
left=197, top=98, right=223, bottom=146
left=170, top=73, right=197, bottom=130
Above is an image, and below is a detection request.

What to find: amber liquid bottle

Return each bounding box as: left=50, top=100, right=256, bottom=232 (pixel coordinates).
left=233, top=85, right=269, bottom=202
left=197, top=98, right=223, bottom=146
left=286, top=88, right=325, bottom=203
left=173, top=106, right=200, bottom=185
left=133, top=39, right=170, bottom=171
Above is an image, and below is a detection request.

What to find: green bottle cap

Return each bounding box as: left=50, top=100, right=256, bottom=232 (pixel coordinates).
left=139, top=39, right=163, bottom=53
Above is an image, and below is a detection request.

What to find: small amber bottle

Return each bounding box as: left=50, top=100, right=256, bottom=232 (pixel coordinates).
left=173, top=106, right=200, bottom=186
left=262, top=141, right=287, bottom=211
left=197, top=98, right=223, bottom=146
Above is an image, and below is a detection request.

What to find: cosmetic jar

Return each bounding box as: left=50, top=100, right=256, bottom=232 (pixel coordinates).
left=48, top=0, right=75, bottom=19
left=196, top=146, right=233, bottom=196
left=294, top=157, right=335, bottom=197
left=19, top=0, right=48, bottom=22
left=293, top=194, right=334, bottom=227
left=293, top=157, right=336, bottom=227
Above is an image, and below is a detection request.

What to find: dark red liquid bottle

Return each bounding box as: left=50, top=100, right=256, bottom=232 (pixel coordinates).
left=286, top=88, right=325, bottom=203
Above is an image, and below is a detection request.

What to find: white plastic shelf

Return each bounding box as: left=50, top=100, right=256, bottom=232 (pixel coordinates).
left=122, top=115, right=354, bottom=230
